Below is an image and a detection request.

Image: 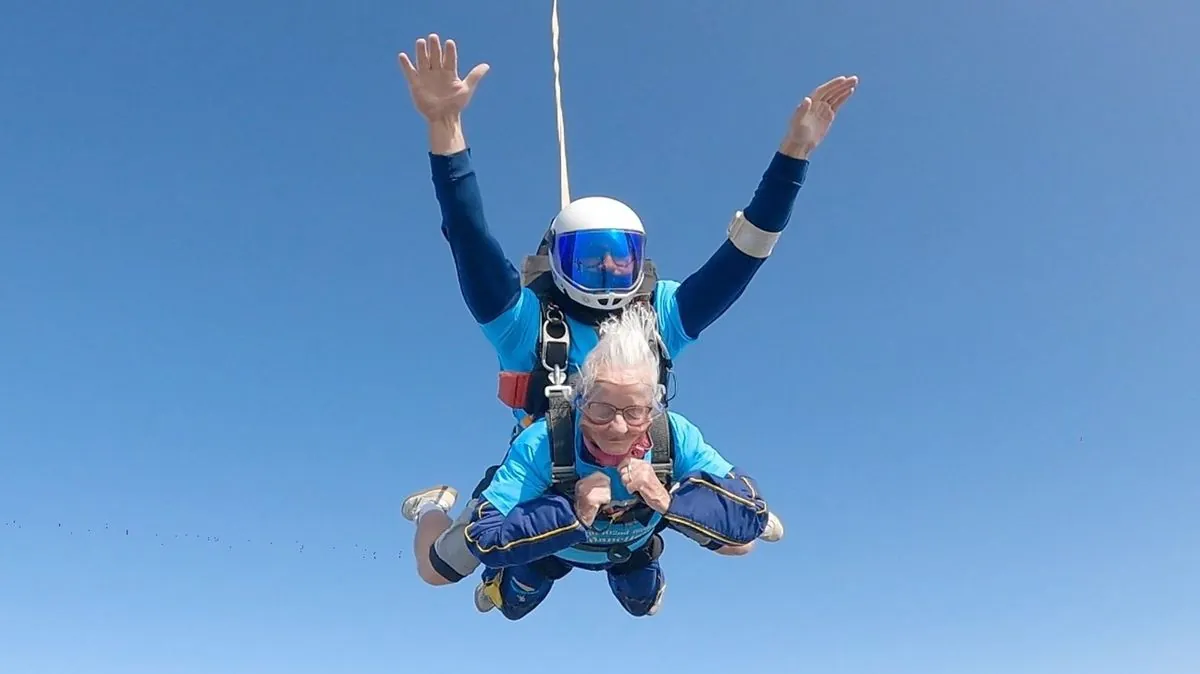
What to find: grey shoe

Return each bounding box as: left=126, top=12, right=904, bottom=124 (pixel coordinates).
left=400, top=485, right=458, bottom=522
left=474, top=582, right=495, bottom=613
left=759, top=511, right=784, bottom=542
left=647, top=581, right=666, bottom=616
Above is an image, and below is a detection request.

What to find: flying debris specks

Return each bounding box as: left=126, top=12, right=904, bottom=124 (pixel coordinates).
left=2, top=516, right=403, bottom=563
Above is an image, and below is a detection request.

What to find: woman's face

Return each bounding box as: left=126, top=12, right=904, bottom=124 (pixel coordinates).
left=579, top=372, right=656, bottom=457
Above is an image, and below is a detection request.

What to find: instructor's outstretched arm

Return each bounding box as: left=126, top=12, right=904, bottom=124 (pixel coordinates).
left=674, top=75, right=859, bottom=340
left=399, top=33, right=521, bottom=325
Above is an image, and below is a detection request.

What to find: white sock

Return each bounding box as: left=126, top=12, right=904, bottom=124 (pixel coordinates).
left=414, top=501, right=444, bottom=522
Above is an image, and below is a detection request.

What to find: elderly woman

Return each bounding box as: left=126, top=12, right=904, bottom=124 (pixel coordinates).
left=463, top=304, right=770, bottom=619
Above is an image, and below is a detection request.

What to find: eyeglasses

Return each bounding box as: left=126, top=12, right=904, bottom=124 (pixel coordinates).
left=581, top=401, right=655, bottom=425
left=574, top=253, right=637, bottom=274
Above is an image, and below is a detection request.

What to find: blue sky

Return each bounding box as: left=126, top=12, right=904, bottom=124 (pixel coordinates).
left=2, top=1, right=1198, bottom=672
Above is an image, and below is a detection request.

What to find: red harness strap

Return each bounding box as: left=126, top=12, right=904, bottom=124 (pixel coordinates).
left=497, top=371, right=532, bottom=410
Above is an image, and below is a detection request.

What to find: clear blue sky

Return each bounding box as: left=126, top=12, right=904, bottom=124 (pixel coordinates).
left=2, top=1, right=1197, bottom=672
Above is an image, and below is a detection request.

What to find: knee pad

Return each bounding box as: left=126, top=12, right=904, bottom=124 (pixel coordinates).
left=427, top=499, right=484, bottom=584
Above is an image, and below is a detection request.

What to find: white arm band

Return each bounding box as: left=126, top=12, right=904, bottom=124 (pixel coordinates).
left=726, top=210, right=780, bottom=259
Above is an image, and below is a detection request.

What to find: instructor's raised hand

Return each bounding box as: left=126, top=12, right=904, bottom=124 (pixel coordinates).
left=397, top=33, right=490, bottom=123
left=780, top=75, right=859, bottom=160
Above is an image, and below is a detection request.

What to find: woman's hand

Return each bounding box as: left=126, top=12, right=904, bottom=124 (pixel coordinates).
left=779, top=75, right=859, bottom=160
left=619, top=458, right=671, bottom=514
left=574, top=472, right=613, bottom=527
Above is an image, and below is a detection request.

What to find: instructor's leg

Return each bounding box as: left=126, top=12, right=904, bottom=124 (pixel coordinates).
left=478, top=558, right=567, bottom=621
left=607, top=535, right=667, bottom=617
left=608, top=558, right=666, bottom=617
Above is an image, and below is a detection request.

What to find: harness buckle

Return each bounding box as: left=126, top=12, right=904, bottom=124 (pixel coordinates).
left=540, top=305, right=570, bottom=372
left=545, top=365, right=572, bottom=397
left=606, top=545, right=633, bottom=564
left=541, top=303, right=573, bottom=398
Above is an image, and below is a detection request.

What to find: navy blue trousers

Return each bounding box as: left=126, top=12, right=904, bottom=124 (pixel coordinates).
left=480, top=536, right=666, bottom=619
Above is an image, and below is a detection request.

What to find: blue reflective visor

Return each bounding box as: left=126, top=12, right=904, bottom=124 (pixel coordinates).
left=554, top=229, right=645, bottom=293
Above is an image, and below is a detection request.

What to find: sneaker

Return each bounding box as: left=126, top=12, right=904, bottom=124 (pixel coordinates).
left=474, top=582, right=495, bottom=613
left=400, top=485, right=458, bottom=522
left=646, top=581, right=666, bottom=616
left=759, top=511, right=784, bottom=542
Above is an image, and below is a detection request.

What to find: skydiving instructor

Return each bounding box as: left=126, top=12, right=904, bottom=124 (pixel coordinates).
left=395, top=32, right=859, bottom=594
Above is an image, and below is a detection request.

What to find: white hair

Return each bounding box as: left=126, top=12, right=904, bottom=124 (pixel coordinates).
left=573, top=302, right=665, bottom=405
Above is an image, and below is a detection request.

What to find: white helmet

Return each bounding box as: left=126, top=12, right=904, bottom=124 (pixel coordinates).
left=547, top=196, right=648, bottom=311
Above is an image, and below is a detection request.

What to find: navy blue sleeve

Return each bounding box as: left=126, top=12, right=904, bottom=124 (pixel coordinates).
left=463, top=494, right=589, bottom=568
left=663, top=469, right=769, bottom=548
left=430, top=149, right=523, bottom=324
left=674, top=152, right=809, bottom=339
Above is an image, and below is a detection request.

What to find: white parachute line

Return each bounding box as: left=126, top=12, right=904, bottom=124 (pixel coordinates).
left=551, top=0, right=571, bottom=210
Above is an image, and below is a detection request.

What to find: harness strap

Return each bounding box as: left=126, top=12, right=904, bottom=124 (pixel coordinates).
left=547, top=390, right=576, bottom=496
left=646, top=411, right=674, bottom=485
left=543, top=293, right=577, bottom=497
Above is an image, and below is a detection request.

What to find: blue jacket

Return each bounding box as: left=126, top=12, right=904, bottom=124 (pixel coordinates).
left=463, top=411, right=769, bottom=568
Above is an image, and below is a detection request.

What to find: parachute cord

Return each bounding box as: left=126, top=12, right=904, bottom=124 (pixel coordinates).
left=552, top=0, right=570, bottom=210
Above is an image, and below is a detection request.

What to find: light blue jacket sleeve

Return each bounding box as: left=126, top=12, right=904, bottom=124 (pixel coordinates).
left=479, top=422, right=553, bottom=516
left=479, top=287, right=542, bottom=371
left=654, top=280, right=696, bottom=360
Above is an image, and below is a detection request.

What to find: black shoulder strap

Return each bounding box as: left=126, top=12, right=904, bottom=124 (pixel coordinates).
left=646, top=413, right=675, bottom=486
left=550, top=410, right=674, bottom=498
left=547, top=390, right=577, bottom=496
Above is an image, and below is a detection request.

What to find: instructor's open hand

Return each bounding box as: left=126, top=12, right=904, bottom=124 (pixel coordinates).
left=397, top=33, right=490, bottom=123
left=780, top=75, right=859, bottom=160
